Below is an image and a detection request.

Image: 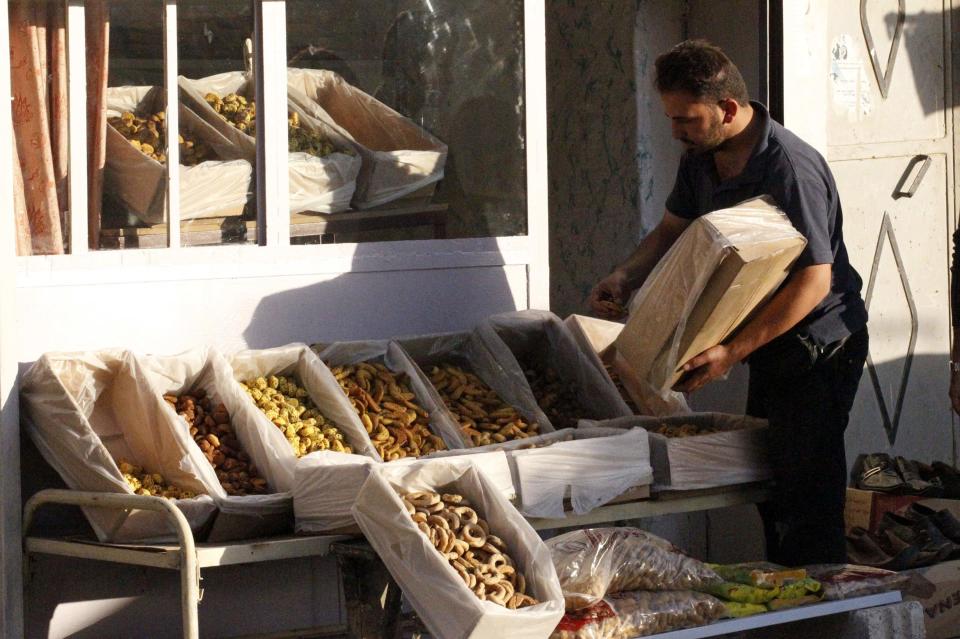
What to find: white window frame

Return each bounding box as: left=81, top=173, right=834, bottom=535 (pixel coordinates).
left=1, top=2, right=547, bottom=634
left=15, top=0, right=548, bottom=307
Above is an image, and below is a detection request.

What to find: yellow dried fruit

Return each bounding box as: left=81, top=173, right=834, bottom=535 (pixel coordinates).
left=240, top=375, right=353, bottom=458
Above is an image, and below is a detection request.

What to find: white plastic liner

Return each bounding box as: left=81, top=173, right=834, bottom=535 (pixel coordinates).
left=20, top=350, right=217, bottom=543
left=227, top=343, right=381, bottom=493
left=616, top=196, right=805, bottom=413
left=476, top=310, right=633, bottom=429
left=292, top=449, right=512, bottom=533
left=287, top=68, right=448, bottom=209
left=510, top=428, right=652, bottom=518
left=579, top=413, right=771, bottom=490
left=179, top=71, right=361, bottom=214
left=396, top=330, right=552, bottom=444
left=316, top=339, right=467, bottom=451
left=105, top=85, right=253, bottom=224
left=138, top=348, right=294, bottom=526
left=351, top=461, right=564, bottom=639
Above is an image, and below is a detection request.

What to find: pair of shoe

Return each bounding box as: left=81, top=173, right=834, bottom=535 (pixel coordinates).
left=850, top=453, right=945, bottom=496
left=847, top=504, right=960, bottom=571
left=929, top=462, right=960, bottom=499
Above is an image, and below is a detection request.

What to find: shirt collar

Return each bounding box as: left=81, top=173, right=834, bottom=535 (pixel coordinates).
left=717, top=100, right=773, bottom=189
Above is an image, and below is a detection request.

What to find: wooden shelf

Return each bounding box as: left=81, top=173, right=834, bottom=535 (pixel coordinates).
left=99, top=201, right=448, bottom=249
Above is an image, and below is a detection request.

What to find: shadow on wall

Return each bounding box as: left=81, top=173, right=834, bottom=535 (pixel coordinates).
left=240, top=240, right=522, bottom=348
left=884, top=6, right=959, bottom=116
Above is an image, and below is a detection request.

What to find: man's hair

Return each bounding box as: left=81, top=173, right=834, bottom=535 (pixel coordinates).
left=654, top=39, right=750, bottom=105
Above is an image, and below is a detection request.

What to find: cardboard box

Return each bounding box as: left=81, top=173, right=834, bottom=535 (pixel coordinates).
left=904, top=558, right=960, bottom=639
left=614, top=196, right=806, bottom=408
left=843, top=487, right=923, bottom=534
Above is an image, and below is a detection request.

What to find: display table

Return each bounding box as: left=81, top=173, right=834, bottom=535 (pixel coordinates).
left=23, top=483, right=903, bottom=639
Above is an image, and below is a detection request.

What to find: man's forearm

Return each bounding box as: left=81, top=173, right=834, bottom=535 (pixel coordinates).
left=726, top=264, right=832, bottom=362
left=615, top=214, right=690, bottom=290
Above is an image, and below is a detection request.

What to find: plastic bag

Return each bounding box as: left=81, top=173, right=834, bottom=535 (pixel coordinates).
left=317, top=339, right=467, bottom=451
left=512, top=429, right=652, bottom=518
left=293, top=449, right=512, bottom=533
left=396, top=330, right=551, bottom=446
left=227, top=343, right=381, bottom=492
left=351, top=461, right=564, bottom=638
left=179, top=71, right=362, bottom=214
left=709, top=561, right=808, bottom=589
left=578, top=413, right=770, bottom=490
left=287, top=68, right=448, bottom=209
left=139, top=348, right=293, bottom=540
left=804, top=564, right=914, bottom=601
left=20, top=350, right=217, bottom=543
left=105, top=85, right=253, bottom=224
left=477, top=310, right=632, bottom=430
left=552, top=590, right=725, bottom=638
left=547, top=527, right=721, bottom=610
left=615, top=196, right=806, bottom=411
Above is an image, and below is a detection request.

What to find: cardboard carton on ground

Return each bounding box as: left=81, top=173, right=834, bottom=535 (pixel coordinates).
left=904, top=557, right=960, bottom=639
left=843, top=487, right=924, bottom=534
left=614, top=196, right=806, bottom=412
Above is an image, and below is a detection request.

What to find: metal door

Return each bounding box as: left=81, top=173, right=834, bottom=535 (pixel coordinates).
left=820, top=0, right=957, bottom=464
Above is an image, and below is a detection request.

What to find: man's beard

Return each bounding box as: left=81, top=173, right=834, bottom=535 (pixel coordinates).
left=683, top=114, right=725, bottom=155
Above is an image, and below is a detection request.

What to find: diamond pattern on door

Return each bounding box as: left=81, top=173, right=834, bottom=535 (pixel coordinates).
left=864, top=212, right=918, bottom=444
left=859, top=0, right=905, bottom=98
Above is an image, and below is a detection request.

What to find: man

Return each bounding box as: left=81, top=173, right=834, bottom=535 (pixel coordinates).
left=589, top=40, right=869, bottom=566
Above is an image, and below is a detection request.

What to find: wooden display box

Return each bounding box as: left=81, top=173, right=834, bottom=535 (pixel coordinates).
left=843, top=487, right=923, bottom=534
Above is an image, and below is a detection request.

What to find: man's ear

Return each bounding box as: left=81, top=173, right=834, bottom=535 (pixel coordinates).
left=719, top=98, right=738, bottom=124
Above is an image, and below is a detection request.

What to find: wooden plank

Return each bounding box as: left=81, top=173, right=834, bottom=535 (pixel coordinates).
left=100, top=202, right=448, bottom=247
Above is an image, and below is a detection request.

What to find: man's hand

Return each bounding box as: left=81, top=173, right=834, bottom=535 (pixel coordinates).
left=672, top=344, right=740, bottom=393
left=951, top=369, right=960, bottom=415
left=588, top=270, right=629, bottom=320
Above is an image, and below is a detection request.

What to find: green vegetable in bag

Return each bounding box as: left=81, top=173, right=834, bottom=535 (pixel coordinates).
left=703, top=581, right=781, bottom=604
left=778, top=577, right=822, bottom=600
left=723, top=601, right=768, bottom=618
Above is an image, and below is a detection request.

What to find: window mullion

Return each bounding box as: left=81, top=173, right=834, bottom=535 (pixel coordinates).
left=257, top=0, right=289, bottom=247
left=66, top=0, right=88, bottom=254
left=163, top=0, right=181, bottom=249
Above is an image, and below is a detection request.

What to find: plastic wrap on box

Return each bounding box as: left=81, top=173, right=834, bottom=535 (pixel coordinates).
left=139, top=348, right=293, bottom=540
left=105, top=85, right=252, bottom=224
left=20, top=350, right=217, bottom=543
left=179, top=71, right=361, bottom=214
left=351, top=461, right=564, bottom=639
left=580, top=413, right=770, bottom=490
left=227, top=344, right=381, bottom=493
left=293, top=449, right=512, bottom=533
left=547, top=527, right=722, bottom=611
left=396, top=330, right=551, bottom=446
left=317, top=339, right=467, bottom=452
left=287, top=68, right=448, bottom=209
left=551, top=590, right=725, bottom=639
left=477, top=310, right=632, bottom=430
left=615, top=196, right=806, bottom=413
left=511, top=428, right=652, bottom=518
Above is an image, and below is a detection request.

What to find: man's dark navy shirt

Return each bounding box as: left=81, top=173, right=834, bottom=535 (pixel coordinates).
left=665, top=101, right=868, bottom=348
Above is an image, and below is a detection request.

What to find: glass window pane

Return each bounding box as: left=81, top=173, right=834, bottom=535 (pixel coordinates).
left=10, top=0, right=70, bottom=255
left=98, top=0, right=168, bottom=249
left=285, top=0, right=526, bottom=244
left=177, top=0, right=257, bottom=247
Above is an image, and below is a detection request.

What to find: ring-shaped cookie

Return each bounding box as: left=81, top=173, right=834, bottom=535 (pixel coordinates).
left=453, top=506, right=478, bottom=525
left=406, top=491, right=440, bottom=508
left=461, top=522, right=487, bottom=548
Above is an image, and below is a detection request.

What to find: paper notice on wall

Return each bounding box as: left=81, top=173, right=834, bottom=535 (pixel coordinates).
left=830, top=34, right=873, bottom=120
